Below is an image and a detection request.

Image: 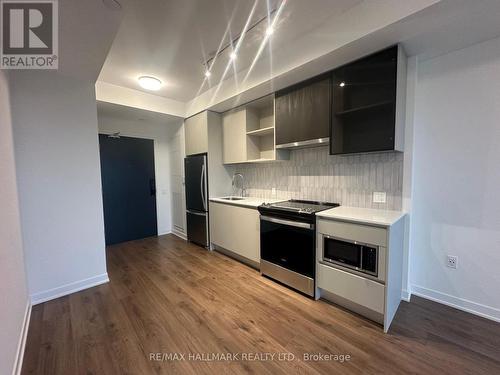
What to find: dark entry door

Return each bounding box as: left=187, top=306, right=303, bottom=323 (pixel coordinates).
left=99, top=134, right=158, bottom=245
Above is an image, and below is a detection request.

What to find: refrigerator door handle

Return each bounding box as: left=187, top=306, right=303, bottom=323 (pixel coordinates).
left=200, top=163, right=207, bottom=210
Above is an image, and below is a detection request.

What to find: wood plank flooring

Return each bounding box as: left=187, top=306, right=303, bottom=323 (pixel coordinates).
left=22, top=234, right=500, bottom=374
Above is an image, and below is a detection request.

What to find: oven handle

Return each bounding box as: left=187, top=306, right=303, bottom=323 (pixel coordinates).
left=261, top=215, right=314, bottom=230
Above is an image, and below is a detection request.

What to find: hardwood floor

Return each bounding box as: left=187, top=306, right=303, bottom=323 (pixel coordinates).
left=22, top=234, right=500, bottom=374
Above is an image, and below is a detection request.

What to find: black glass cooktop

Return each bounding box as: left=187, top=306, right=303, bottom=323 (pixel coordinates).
left=260, top=199, right=340, bottom=215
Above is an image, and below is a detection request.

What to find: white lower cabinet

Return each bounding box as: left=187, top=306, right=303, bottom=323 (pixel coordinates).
left=209, top=202, right=260, bottom=264
left=317, top=263, right=385, bottom=314
left=316, top=216, right=405, bottom=332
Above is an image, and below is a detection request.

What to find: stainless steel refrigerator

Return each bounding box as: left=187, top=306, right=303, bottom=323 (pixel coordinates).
left=184, top=153, right=209, bottom=248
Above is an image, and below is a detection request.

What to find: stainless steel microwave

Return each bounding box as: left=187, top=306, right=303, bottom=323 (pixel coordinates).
left=321, top=235, right=379, bottom=278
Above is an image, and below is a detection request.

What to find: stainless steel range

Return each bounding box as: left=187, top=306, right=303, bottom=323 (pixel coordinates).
left=258, top=200, right=340, bottom=297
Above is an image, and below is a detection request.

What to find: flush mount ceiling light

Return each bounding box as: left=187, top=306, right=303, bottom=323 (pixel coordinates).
left=229, top=51, right=238, bottom=60
left=138, top=76, right=162, bottom=91
left=265, top=26, right=274, bottom=36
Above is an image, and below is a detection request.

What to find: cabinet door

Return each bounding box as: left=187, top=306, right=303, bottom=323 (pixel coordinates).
left=209, top=202, right=232, bottom=250
left=222, top=109, right=247, bottom=163
left=275, top=75, right=331, bottom=146
left=330, top=46, right=398, bottom=155
left=230, top=205, right=260, bottom=262
left=209, top=202, right=260, bottom=263
left=185, top=112, right=208, bottom=155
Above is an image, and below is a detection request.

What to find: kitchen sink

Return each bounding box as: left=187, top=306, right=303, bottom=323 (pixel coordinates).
left=221, top=197, right=245, bottom=201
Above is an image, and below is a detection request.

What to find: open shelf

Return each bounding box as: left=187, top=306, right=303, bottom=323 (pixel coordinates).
left=245, top=95, right=279, bottom=162
left=338, top=80, right=394, bottom=87
left=222, top=94, right=290, bottom=164
left=331, top=45, right=404, bottom=155
left=335, top=101, right=393, bottom=116
left=246, top=126, right=274, bottom=136
left=247, top=131, right=274, bottom=161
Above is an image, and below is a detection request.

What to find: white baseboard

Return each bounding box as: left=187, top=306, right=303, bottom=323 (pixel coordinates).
left=158, top=230, right=172, bottom=236
left=171, top=229, right=187, bottom=240
left=30, top=273, right=109, bottom=305
left=411, top=284, right=500, bottom=323
left=13, top=299, right=31, bottom=375
left=401, top=289, right=411, bottom=302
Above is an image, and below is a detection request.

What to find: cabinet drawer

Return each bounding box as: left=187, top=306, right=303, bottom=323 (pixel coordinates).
left=317, top=219, right=387, bottom=247
left=318, top=263, right=385, bottom=314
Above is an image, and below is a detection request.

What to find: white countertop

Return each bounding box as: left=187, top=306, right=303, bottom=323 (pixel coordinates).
left=209, top=196, right=284, bottom=209
left=316, top=206, right=406, bottom=227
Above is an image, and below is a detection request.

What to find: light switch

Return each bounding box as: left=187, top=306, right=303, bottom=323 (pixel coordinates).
left=373, top=192, right=386, bottom=203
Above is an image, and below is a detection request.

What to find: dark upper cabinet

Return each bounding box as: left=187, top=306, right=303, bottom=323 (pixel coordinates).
left=275, top=75, right=331, bottom=147
left=330, top=45, right=406, bottom=155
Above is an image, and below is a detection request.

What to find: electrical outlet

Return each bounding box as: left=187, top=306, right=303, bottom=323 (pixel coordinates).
left=447, top=255, right=458, bottom=269
left=373, top=192, right=387, bottom=203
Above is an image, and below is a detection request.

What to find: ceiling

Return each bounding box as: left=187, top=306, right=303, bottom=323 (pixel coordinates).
left=97, top=101, right=183, bottom=125
left=41, top=0, right=123, bottom=81
left=97, top=0, right=500, bottom=116
left=98, top=0, right=364, bottom=102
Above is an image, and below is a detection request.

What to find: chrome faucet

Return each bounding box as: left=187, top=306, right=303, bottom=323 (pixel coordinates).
left=232, top=173, right=246, bottom=197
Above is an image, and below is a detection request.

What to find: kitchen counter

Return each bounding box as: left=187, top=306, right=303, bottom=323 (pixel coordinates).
left=316, top=206, right=406, bottom=227
left=209, top=196, right=283, bottom=209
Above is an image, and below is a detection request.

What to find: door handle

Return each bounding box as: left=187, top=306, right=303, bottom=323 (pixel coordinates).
left=200, top=163, right=207, bottom=210
left=149, top=178, right=156, bottom=196
left=186, top=210, right=206, bottom=216
left=260, top=216, right=314, bottom=230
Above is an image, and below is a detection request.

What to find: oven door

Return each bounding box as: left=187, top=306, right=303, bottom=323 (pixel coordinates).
left=260, top=215, right=315, bottom=278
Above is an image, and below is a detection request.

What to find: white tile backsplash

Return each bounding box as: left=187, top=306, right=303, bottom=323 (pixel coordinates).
left=234, top=146, right=403, bottom=210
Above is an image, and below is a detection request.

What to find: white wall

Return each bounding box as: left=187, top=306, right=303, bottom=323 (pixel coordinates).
left=401, top=56, right=418, bottom=300
left=0, top=71, right=30, bottom=375
left=9, top=71, right=108, bottom=304
left=98, top=115, right=183, bottom=235
left=410, top=36, right=500, bottom=321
